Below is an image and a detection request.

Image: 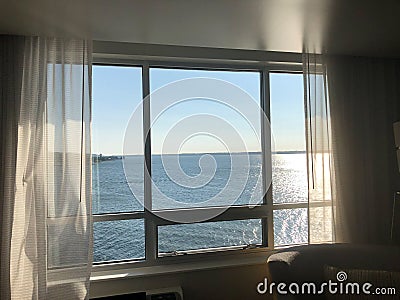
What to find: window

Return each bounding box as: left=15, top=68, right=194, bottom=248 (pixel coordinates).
left=92, top=65, right=144, bottom=262
left=270, top=73, right=309, bottom=246
left=92, top=62, right=309, bottom=265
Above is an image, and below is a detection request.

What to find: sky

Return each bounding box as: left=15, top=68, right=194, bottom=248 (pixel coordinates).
left=92, top=66, right=305, bottom=155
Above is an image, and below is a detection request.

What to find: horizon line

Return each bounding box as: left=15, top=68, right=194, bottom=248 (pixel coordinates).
left=93, top=150, right=306, bottom=156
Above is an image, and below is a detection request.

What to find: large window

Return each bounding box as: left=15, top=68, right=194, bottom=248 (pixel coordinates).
left=92, top=63, right=308, bottom=264
left=270, top=73, right=308, bottom=246
left=92, top=66, right=144, bottom=262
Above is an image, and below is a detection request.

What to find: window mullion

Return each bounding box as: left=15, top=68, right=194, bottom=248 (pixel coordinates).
left=142, top=64, right=157, bottom=262
left=261, top=69, right=274, bottom=249
left=149, top=204, right=269, bottom=226
left=92, top=212, right=145, bottom=222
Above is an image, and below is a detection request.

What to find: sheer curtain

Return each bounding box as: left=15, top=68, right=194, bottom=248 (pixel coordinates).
left=326, top=56, right=400, bottom=244
left=303, top=53, right=335, bottom=244
left=0, top=36, right=92, bottom=299
left=304, top=53, right=400, bottom=245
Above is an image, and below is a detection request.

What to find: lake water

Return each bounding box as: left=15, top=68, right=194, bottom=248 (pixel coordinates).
left=92, top=153, right=308, bottom=262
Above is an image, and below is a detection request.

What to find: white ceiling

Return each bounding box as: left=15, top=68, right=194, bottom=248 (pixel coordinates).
left=1, top=0, right=400, bottom=57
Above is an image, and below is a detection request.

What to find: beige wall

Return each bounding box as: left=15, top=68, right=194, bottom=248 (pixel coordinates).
left=90, top=263, right=273, bottom=300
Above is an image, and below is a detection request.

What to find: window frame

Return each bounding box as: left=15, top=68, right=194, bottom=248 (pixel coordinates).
left=91, top=46, right=309, bottom=272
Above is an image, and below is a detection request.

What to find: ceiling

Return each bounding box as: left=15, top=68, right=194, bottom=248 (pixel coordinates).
left=1, top=0, right=400, bottom=57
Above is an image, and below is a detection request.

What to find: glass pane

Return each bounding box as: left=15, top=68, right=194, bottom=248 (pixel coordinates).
left=92, top=65, right=143, bottom=213
left=274, top=208, right=308, bottom=246
left=158, top=219, right=262, bottom=254
left=150, top=68, right=263, bottom=209
left=93, top=219, right=145, bottom=262
left=271, top=153, right=307, bottom=203
left=48, top=221, right=90, bottom=268
left=310, top=206, right=333, bottom=243
left=152, top=153, right=263, bottom=209
left=270, top=73, right=307, bottom=203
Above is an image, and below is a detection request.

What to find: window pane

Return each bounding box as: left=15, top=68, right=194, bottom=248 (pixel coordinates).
left=93, top=219, right=145, bottom=262
left=274, top=208, right=308, bottom=246
left=158, top=219, right=262, bottom=254
left=48, top=221, right=90, bottom=268
left=271, top=153, right=307, bottom=203
left=92, top=66, right=143, bottom=213
left=150, top=68, right=263, bottom=209
left=152, top=153, right=263, bottom=209
left=270, top=73, right=307, bottom=204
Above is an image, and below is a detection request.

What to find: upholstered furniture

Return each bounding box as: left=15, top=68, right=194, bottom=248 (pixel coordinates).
left=267, top=244, right=400, bottom=299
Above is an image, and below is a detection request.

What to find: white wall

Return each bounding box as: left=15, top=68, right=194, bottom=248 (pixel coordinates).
left=90, top=263, right=272, bottom=300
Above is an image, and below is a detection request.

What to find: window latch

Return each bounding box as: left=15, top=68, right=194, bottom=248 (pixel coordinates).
left=243, top=243, right=259, bottom=250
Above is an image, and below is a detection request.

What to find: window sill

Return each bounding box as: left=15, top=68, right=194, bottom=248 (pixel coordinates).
left=90, top=247, right=273, bottom=282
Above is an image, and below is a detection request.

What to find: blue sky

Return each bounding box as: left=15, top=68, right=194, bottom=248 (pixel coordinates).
left=92, top=66, right=305, bottom=155
left=270, top=72, right=306, bottom=152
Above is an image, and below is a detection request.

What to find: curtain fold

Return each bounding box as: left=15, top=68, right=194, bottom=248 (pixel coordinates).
left=326, top=56, right=400, bottom=244
left=303, top=53, right=335, bottom=244
left=0, top=35, right=92, bottom=299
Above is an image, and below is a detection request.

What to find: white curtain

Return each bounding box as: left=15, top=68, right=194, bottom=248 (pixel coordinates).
left=0, top=36, right=92, bottom=299
left=326, top=56, right=400, bottom=244
left=303, top=53, right=335, bottom=244
left=304, top=53, right=400, bottom=245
